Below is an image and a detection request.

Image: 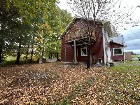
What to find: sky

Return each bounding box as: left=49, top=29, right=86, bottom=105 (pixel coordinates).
left=58, top=0, right=140, bottom=54
left=120, top=25, right=140, bottom=54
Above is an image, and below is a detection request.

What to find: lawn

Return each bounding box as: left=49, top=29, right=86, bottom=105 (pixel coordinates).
left=132, top=54, right=139, bottom=58
left=0, top=62, right=139, bottom=105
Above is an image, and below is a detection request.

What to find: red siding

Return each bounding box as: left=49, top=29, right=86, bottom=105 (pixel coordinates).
left=61, top=19, right=104, bottom=64
left=77, top=47, right=88, bottom=62
left=91, top=27, right=104, bottom=63
left=61, top=35, right=74, bottom=62
left=65, top=19, right=102, bottom=41
left=110, top=43, right=124, bottom=61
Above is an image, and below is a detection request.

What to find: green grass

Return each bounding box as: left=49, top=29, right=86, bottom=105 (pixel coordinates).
left=58, top=61, right=140, bottom=104
left=95, top=61, right=140, bottom=104
left=132, top=54, right=139, bottom=58
left=5, top=56, right=16, bottom=61
left=0, top=55, right=38, bottom=66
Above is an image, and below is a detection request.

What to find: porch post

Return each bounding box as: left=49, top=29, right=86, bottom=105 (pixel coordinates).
left=102, top=27, right=107, bottom=65
left=74, top=40, right=77, bottom=64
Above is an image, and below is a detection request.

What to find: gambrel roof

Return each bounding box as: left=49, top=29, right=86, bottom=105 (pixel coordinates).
left=61, top=17, right=117, bottom=39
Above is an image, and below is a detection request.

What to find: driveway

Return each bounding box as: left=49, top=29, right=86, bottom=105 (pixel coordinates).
left=132, top=58, right=139, bottom=61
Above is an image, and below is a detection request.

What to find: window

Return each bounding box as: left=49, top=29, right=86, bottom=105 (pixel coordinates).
left=113, top=48, right=123, bottom=56
left=81, top=47, right=88, bottom=56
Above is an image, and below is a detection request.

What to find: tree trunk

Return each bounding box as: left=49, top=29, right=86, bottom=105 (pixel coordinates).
left=39, top=47, right=43, bottom=64
left=48, top=52, right=50, bottom=59
left=30, top=49, right=33, bottom=63
left=87, top=20, right=92, bottom=69
left=16, top=43, right=21, bottom=65
left=30, top=36, right=35, bottom=63
left=51, top=53, right=53, bottom=59
left=42, top=47, right=44, bottom=59
left=16, top=51, right=20, bottom=64
left=0, top=49, right=2, bottom=63
left=25, top=45, right=29, bottom=64
left=49, top=52, right=52, bottom=59
left=39, top=38, right=45, bottom=64
left=87, top=37, right=92, bottom=69
left=56, top=53, right=59, bottom=61
left=39, top=49, right=42, bottom=64
left=39, top=47, right=44, bottom=63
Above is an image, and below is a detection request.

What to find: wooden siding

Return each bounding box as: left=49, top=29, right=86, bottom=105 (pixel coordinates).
left=125, top=52, right=132, bottom=60
left=65, top=19, right=102, bottom=42
left=110, top=43, right=124, bottom=61
left=61, top=19, right=104, bottom=64
left=61, top=36, right=74, bottom=62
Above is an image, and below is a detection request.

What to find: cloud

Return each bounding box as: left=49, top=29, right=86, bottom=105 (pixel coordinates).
left=123, top=26, right=140, bottom=41
left=124, top=33, right=140, bottom=42
left=125, top=39, right=140, bottom=50
left=121, top=25, right=140, bottom=54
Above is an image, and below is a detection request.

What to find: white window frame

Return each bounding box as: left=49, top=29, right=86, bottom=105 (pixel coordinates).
left=81, top=47, right=88, bottom=56
left=113, top=48, right=123, bottom=56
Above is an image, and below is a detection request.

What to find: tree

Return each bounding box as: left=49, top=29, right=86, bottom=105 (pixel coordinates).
left=68, top=0, right=139, bottom=68
left=0, top=0, right=21, bottom=63
left=68, top=0, right=140, bottom=30
left=44, top=8, right=72, bottom=60
left=0, top=0, right=72, bottom=64
left=68, top=0, right=107, bottom=68
left=0, top=0, right=57, bottom=64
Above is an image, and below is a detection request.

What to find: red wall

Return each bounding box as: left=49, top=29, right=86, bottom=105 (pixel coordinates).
left=91, top=28, right=104, bottom=63
left=61, top=19, right=104, bottom=63
left=110, top=43, right=124, bottom=61
left=61, top=36, right=74, bottom=62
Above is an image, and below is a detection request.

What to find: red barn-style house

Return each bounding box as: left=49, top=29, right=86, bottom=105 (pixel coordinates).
left=61, top=18, right=124, bottom=65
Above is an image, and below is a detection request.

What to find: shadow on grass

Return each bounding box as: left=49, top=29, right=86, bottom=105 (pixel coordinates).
left=0, top=59, right=38, bottom=67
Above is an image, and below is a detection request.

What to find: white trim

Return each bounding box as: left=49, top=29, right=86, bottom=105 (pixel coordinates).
left=81, top=47, right=88, bottom=56
left=102, top=27, right=106, bottom=64
left=123, top=47, right=125, bottom=61
left=113, top=48, right=123, bottom=56
left=107, top=47, right=112, bottom=62
left=74, top=40, right=77, bottom=63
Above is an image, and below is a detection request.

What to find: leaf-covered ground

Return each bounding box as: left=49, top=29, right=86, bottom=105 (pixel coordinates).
left=0, top=62, right=139, bottom=105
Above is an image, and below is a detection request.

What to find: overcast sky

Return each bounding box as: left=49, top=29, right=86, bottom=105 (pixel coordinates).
left=58, top=0, right=140, bottom=54
left=120, top=25, right=140, bottom=54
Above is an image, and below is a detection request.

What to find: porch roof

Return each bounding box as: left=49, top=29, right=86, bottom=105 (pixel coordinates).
left=68, top=37, right=95, bottom=46
left=110, top=35, right=125, bottom=46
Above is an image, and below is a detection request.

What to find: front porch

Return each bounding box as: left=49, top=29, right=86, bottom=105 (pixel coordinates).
left=66, top=37, right=103, bottom=64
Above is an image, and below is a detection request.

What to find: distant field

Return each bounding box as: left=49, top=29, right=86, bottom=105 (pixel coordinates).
left=132, top=54, right=139, bottom=58
left=0, top=62, right=139, bottom=104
